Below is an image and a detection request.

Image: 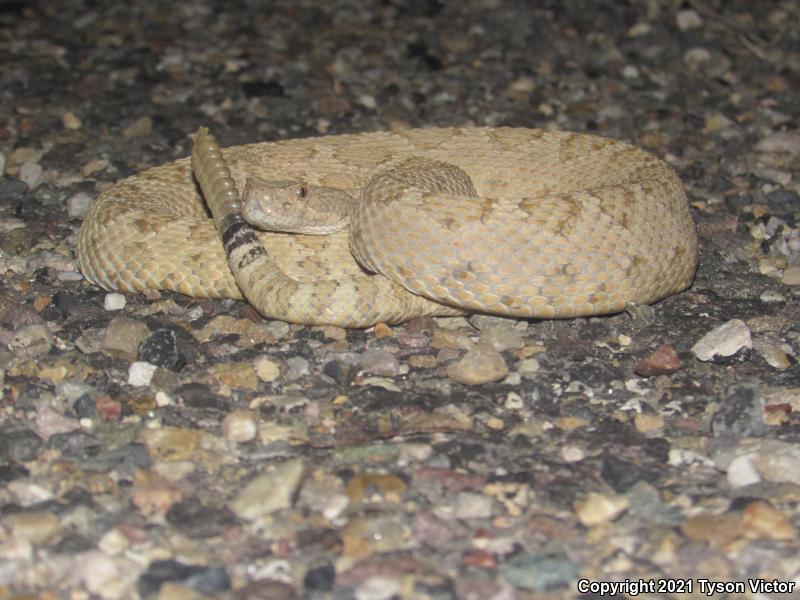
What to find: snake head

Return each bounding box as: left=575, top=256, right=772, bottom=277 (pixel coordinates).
left=242, top=175, right=353, bottom=235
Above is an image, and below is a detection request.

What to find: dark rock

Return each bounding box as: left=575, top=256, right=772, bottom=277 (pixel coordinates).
left=303, top=563, right=335, bottom=592
left=47, top=431, right=100, bottom=455
left=138, top=560, right=230, bottom=597
left=711, top=383, right=765, bottom=438
left=1, top=428, right=43, bottom=462
left=138, top=328, right=186, bottom=371
left=165, top=498, right=239, bottom=539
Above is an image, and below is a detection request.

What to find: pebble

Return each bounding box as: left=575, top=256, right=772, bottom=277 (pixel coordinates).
left=102, top=317, right=150, bottom=360
left=574, top=492, right=629, bottom=526
left=634, top=343, right=681, bottom=376
left=453, top=491, right=494, bottom=519
left=412, top=511, right=457, bottom=547
left=340, top=514, right=410, bottom=559
left=194, top=315, right=289, bottom=344
left=782, top=265, right=800, bottom=285
left=19, top=161, right=43, bottom=188
left=5, top=324, right=53, bottom=359
left=691, top=319, right=752, bottom=361
left=626, top=481, right=681, bottom=526
left=254, top=355, right=281, bottom=382
left=298, top=473, right=349, bottom=520
left=516, top=357, right=540, bottom=377
left=675, top=9, right=703, bottom=31
left=346, top=473, right=407, bottom=503
left=726, top=453, right=762, bottom=488
left=753, top=336, right=793, bottom=369
left=66, top=191, right=93, bottom=218
left=222, top=409, right=259, bottom=443
left=230, top=458, right=305, bottom=520
left=304, top=563, right=336, bottom=593
left=81, top=158, right=110, bottom=177
left=314, top=324, right=348, bottom=340
left=372, top=322, right=393, bottom=338
left=499, top=552, right=579, bottom=592
left=284, top=356, right=310, bottom=380
left=62, top=110, right=82, bottom=129
left=354, top=576, right=402, bottom=600
left=478, top=323, right=525, bottom=352
left=138, top=329, right=185, bottom=371
left=742, top=500, right=797, bottom=541
left=210, top=362, right=258, bottom=390
left=634, top=413, right=664, bottom=434
left=408, top=354, right=437, bottom=369
left=752, top=439, right=800, bottom=484
left=3, top=510, right=61, bottom=545
left=2, top=429, right=43, bottom=461
left=141, top=427, right=205, bottom=464
left=103, top=293, right=126, bottom=311
left=360, top=348, right=400, bottom=376
left=446, top=346, right=508, bottom=385
left=132, top=471, right=184, bottom=517
left=683, top=47, right=711, bottom=69
left=123, top=115, right=153, bottom=138
left=755, top=131, right=800, bottom=154
left=561, top=445, right=585, bottom=463
left=138, top=560, right=229, bottom=598
left=681, top=513, right=743, bottom=547
left=711, top=383, right=765, bottom=437
left=431, top=327, right=473, bottom=350
left=128, top=361, right=157, bottom=387
left=469, top=314, right=520, bottom=331
left=7, top=479, right=54, bottom=506
left=35, top=406, right=80, bottom=440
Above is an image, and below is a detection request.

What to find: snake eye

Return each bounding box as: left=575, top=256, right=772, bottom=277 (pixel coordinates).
left=297, top=185, right=308, bottom=199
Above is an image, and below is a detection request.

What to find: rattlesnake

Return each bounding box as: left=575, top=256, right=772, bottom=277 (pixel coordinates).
left=76, top=127, right=698, bottom=327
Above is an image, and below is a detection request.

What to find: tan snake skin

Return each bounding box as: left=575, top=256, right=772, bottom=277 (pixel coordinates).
left=77, top=127, right=698, bottom=327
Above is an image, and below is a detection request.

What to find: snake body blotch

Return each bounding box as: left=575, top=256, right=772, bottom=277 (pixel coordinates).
left=77, top=127, right=698, bottom=327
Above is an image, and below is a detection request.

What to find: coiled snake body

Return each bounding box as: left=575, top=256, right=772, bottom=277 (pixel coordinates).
left=77, top=127, right=698, bottom=327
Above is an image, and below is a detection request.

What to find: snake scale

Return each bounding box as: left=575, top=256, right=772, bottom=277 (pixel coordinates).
left=76, top=127, right=698, bottom=327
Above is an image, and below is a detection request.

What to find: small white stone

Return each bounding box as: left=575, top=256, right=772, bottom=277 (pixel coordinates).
left=128, top=361, right=157, bottom=386
left=355, top=576, right=403, bottom=600
left=561, top=445, right=585, bottom=463
left=19, top=161, right=43, bottom=188
left=627, top=22, right=651, bottom=37
left=755, top=131, right=800, bottom=154
left=691, top=319, right=752, bottom=361
left=684, top=47, right=711, bottom=67
left=516, top=358, right=540, bottom=374
left=155, top=391, right=173, bottom=407
left=358, top=94, right=376, bottom=109
left=760, top=290, right=786, bottom=303
left=104, top=293, right=127, bottom=311
left=504, top=391, right=524, bottom=410
left=98, top=527, right=130, bottom=555
left=453, top=491, right=494, bottom=520
left=676, top=9, right=703, bottom=31
left=727, top=453, right=761, bottom=488
left=66, top=192, right=93, bottom=218
left=622, top=65, right=639, bottom=79
left=223, top=409, right=258, bottom=443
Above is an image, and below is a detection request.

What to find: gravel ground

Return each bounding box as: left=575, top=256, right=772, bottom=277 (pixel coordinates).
left=1, top=0, right=799, bottom=598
